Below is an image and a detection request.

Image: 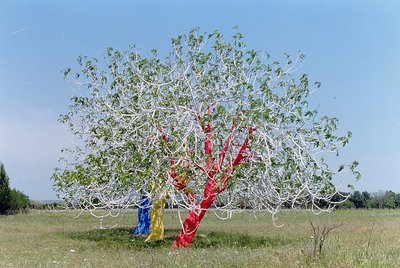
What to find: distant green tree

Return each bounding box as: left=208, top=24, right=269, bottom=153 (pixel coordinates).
left=362, top=191, right=370, bottom=201
left=361, top=191, right=371, bottom=209
left=9, top=189, right=31, bottom=212
left=336, top=199, right=355, bottom=209
left=382, top=191, right=396, bottom=209
left=365, top=197, right=377, bottom=209
left=366, top=191, right=396, bottom=209
left=349, top=191, right=365, bottom=209
left=0, top=163, right=31, bottom=214
left=395, top=193, right=400, bottom=208
left=0, top=163, right=12, bottom=214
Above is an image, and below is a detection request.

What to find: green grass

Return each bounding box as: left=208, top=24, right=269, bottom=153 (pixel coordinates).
left=1, top=209, right=400, bottom=267
left=67, top=228, right=292, bottom=250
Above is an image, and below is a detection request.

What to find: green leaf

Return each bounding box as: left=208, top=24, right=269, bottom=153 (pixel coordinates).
left=338, top=165, right=345, bottom=172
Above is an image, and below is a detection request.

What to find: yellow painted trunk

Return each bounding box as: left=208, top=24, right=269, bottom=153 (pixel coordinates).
left=145, top=199, right=166, bottom=241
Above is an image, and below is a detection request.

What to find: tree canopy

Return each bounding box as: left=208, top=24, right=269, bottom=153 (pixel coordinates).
left=54, top=29, right=359, bottom=244
left=0, top=162, right=31, bottom=214
left=0, top=162, right=12, bottom=214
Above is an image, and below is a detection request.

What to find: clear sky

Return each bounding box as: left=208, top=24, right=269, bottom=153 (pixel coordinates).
left=1, top=0, right=399, bottom=200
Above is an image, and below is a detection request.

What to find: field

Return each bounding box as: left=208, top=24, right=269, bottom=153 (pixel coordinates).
left=1, top=209, right=400, bottom=267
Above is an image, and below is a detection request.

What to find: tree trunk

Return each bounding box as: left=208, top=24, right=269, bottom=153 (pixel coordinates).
left=171, top=111, right=254, bottom=248
left=172, top=179, right=217, bottom=248
left=145, top=198, right=166, bottom=241
left=131, top=195, right=150, bottom=235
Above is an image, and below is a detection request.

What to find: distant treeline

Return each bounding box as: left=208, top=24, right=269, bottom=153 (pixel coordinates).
left=334, top=190, right=400, bottom=209
left=29, top=190, right=400, bottom=211
left=30, top=201, right=63, bottom=210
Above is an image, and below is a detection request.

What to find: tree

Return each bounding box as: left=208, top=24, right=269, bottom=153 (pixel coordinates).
left=9, top=189, right=31, bottom=212
left=0, top=162, right=12, bottom=214
left=361, top=191, right=370, bottom=209
left=395, top=193, right=400, bottom=208
left=336, top=199, right=355, bottom=209
left=54, top=28, right=359, bottom=247
left=349, top=191, right=365, bottom=209
left=362, top=191, right=370, bottom=201
left=366, top=191, right=396, bottom=209
left=0, top=163, right=29, bottom=214
left=381, top=191, right=396, bottom=209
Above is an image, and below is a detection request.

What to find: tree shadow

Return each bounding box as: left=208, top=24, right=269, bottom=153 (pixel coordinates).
left=66, top=227, right=296, bottom=250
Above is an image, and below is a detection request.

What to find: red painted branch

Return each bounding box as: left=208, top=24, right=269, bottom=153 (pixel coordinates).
left=219, top=126, right=256, bottom=188
left=214, top=111, right=241, bottom=171
left=214, top=122, right=236, bottom=172
left=172, top=178, right=218, bottom=248
left=232, top=127, right=256, bottom=166
left=172, top=127, right=257, bottom=248
left=204, top=106, right=213, bottom=168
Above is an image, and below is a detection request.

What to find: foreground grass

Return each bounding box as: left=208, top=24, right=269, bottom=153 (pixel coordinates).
left=0, top=209, right=400, bottom=267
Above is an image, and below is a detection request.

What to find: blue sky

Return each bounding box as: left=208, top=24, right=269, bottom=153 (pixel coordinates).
left=1, top=0, right=399, bottom=200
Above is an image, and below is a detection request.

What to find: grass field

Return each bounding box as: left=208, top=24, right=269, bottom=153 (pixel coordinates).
left=1, top=209, right=399, bottom=267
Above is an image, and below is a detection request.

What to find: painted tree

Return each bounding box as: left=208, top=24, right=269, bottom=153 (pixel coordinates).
left=54, top=28, right=359, bottom=247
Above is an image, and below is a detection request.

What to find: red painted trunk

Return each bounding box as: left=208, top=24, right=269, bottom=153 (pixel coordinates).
left=171, top=107, right=255, bottom=248
left=172, top=179, right=217, bottom=248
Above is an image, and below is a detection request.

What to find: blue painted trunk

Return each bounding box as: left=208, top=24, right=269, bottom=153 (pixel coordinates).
left=131, top=195, right=150, bottom=235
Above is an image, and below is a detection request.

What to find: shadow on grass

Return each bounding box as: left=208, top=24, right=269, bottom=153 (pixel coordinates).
left=66, top=228, right=294, bottom=250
